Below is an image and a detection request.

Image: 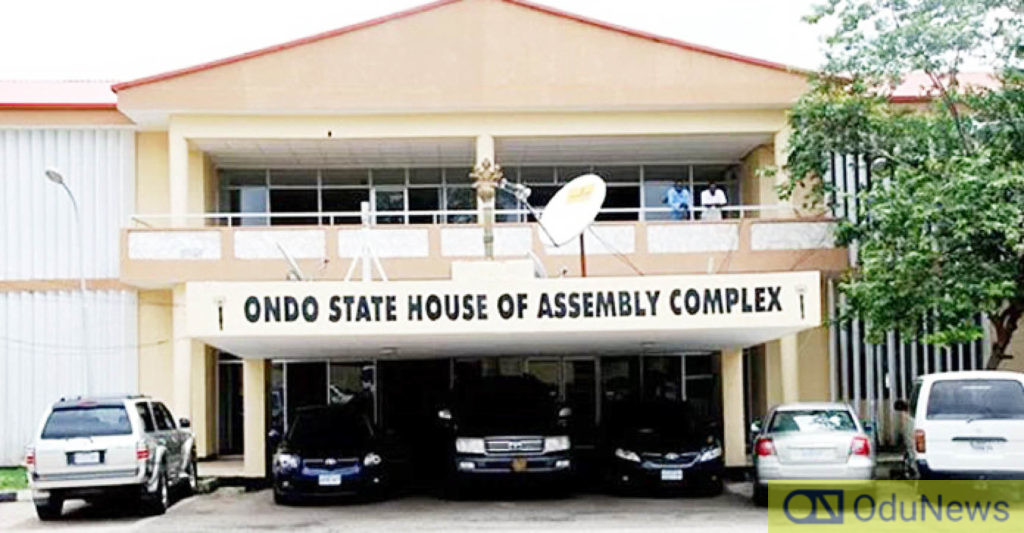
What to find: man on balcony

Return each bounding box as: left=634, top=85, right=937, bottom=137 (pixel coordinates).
left=663, top=180, right=692, bottom=221
left=700, top=182, right=728, bottom=221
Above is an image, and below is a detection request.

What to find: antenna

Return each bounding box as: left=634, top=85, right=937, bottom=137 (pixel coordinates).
left=537, top=174, right=606, bottom=247
left=277, top=242, right=307, bottom=281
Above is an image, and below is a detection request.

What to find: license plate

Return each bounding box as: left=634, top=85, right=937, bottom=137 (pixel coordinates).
left=73, top=452, right=101, bottom=465
left=318, top=474, right=341, bottom=486
left=970, top=441, right=995, bottom=452
left=793, top=448, right=832, bottom=460
left=511, top=458, right=528, bottom=472
left=661, top=469, right=683, bottom=481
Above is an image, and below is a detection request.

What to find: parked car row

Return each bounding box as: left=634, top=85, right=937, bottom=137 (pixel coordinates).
left=23, top=370, right=1024, bottom=518
left=271, top=375, right=726, bottom=504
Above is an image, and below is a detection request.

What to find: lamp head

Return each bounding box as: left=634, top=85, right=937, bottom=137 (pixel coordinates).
left=44, top=168, right=65, bottom=185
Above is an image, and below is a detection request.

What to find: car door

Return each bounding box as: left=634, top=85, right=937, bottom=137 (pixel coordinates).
left=151, top=402, right=182, bottom=478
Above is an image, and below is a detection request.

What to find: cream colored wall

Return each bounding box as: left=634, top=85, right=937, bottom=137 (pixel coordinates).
left=796, top=325, right=831, bottom=401
left=740, top=144, right=778, bottom=208
left=136, top=132, right=169, bottom=215
left=138, top=290, right=173, bottom=404
left=117, top=0, right=807, bottom=115
left=721, top=347, right=746, bottom=467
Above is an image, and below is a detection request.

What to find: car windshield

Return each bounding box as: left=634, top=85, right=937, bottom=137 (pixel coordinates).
left=604, top=401, right=708, bottom=448
left=769, top=409, right=856, bottom=433
left=41, top=406, right=132, bottom=439
left=286, top=408, right=373, bottom=451
left=926, top=379, right=1024, bottom=420
left=453, top=377, right=558, bottom=434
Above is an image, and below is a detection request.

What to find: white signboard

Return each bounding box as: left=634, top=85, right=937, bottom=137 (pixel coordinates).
left=186, top=271, right=821, bottom=358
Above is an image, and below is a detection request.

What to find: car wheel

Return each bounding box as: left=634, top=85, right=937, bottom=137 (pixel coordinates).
left=273, top=489, right=293, bottom=506
left=142, top=470, right=169, bottom=516
left=184, top=457, right=199, bottom=495
left=34, top=496, right=63, bottom=521
left=753, top=482, right=768, bottom=507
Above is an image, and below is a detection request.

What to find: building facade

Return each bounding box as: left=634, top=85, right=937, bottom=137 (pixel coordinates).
left=1, top=0, right=1006, bottom=470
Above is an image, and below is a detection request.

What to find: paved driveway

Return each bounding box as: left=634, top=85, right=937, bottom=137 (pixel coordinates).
left=1, top=483, right=766, bottom=533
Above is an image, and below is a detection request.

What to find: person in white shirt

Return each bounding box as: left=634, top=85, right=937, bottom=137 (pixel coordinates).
left=700, top=182, right=728, bottom=221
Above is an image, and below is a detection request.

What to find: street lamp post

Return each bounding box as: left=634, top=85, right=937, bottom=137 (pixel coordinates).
left=45, top=168, right=90, bottom=394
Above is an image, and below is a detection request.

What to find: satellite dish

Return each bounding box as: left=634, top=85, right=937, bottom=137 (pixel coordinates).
left=538, top=174, right=607, bottom=247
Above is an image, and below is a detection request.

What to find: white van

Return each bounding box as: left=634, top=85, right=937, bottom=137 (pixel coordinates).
left=896, top=371, right=1024, bottom=480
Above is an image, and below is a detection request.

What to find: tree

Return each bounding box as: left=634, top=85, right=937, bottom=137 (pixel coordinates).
left=780, top=0, right=1024, bottom=368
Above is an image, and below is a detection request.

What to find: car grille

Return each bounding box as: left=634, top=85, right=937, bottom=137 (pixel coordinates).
left=641, top=452, right=700, bottom=467
left=302, top=458, right=359, bottom=469
left=485, top=438, right=544, bottom=454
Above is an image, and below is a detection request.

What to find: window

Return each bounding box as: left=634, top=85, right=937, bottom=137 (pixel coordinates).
left=408, top=187, right=442, bottom=224
left=321, top=189, right=369, bottom=224
left=152, top=402, right=175, bottom=431
left=270, top=189, right=318, bottom=225
left=41, top=406, right=132, bottom=439
left=135, top=403, right=156, bottom=433
left=445, top=187, right=475, bottom=224
left=769, top=410, right=857, bottom=433
left=598, top=186, right=640, bottom=221
left=926, top=380, right=1024, bottom=420
left=643, top=165, right=688, bottom=221
left=643, top=356, right=682, bottom=402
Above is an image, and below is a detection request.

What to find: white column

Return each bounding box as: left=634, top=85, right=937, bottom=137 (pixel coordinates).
left=171, top=284, right=193, bottom=422
left=721, top=347, right=746, bottom=468
left=780, top=333, right=800, bottom=403
left=243, top=359, right=269, bottom=478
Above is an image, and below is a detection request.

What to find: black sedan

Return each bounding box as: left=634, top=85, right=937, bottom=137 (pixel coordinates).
left=600, top=401, right=724, bottom=495
left=271, top=405, right=408, bottom=504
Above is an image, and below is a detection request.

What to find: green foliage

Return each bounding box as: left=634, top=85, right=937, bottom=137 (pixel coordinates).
left=0, top=467, right=27, bottom=490
left=784, top=0, right=1024, bottom=364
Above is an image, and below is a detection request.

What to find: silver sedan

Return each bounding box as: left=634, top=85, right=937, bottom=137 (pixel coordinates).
left=750, top=402, right=874, bottom=505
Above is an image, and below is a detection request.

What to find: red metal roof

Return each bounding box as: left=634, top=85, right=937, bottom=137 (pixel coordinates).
left=112, top=0, right=807, bottom=93
left=0, top=80, right=117, bottom=109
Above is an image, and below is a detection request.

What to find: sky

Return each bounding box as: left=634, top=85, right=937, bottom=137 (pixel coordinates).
left=0, top=0, right=828, bottom=81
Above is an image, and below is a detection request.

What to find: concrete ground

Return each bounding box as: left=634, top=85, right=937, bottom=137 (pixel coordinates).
left=0, top=482, right=766, bottom=533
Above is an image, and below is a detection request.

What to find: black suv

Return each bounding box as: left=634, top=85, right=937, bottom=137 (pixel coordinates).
left=437, top=375, right=573, bottom=496
left=271, top=405, right=408, bottom=504
left=600, top=400, right=724, bottom=495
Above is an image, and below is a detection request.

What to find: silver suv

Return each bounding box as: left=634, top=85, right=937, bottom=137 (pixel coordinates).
left=25, top=395, right=197, bottom=520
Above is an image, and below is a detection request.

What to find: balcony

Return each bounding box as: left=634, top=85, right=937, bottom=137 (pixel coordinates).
left=120, top=205, right=846, bottom=286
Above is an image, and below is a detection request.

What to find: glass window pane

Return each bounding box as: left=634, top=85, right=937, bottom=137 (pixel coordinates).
left=529, top=185, right=559, bottom=208
left=596, top=185, right=639, bottom=221
left=321, top=189, right=369, bottom=224
left=329, top=363, right=370, bottom=407
left=644, top=165, right=688, bottom=183
left=556, top=166, right=591, bottom=183
left=409, top=187, right=441, bottom=224
left=409, top=168, right=443, bottom=184
left=271, top=363, right=284, bottom=434
left=372, top=168, right=405, bottom=185
left=594, top=166, right=640, bottom=183
left=221, top=168, right=266, bottom=186
left=445, top=186, right=476, bottom=223
left=520, top=166, right=555, bottom=184
left=601, top=357, right=640, bottom=406
left=323, top=168, right=370, bottom=186
left=374, top=188, right=405, bottom=224
left=269, top=189, right=318, bottom=225
left=685, top=354, right=713, bottom=376
left=445, top=167, right=473, bottom=184
left=270, top=169, right=317, bottom=186
left=643, top=356, right=682, bottom=402
left=496, top=186, right=520, bottom=223
left=226, top=187, right=268, bottom=226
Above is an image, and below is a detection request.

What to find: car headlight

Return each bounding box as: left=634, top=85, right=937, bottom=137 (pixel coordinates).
left=543, top=436, right=570, bottom=453
left=275, top=453, right=300, bottom=470
left=363, top=452, right=383, bottom=467
left=699, top=442, right=723, bottom=462
left=455, top=438, right=486, bottom=454
left=615, top=448, right=641, bottom=463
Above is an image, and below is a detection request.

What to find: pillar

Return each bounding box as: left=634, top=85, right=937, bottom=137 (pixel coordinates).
left=243, top=359, right=270, bottom=478
left=172, top=284, right=212, bottom=457
left=721, top=347, right=746, bottom=468
left=475, top=134, right=494, bottom=167
left=779, top=333, right=800, bottom=403
left=168, top=131, right=189, bottom=227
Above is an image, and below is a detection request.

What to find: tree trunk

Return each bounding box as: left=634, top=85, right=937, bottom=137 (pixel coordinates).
left=987, top=305, right=1022, bottom=370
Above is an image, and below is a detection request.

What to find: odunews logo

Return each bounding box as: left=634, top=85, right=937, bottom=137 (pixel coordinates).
left=770, top=481, right=1022, bottom=531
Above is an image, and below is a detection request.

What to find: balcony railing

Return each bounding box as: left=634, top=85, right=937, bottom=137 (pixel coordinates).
left=129, top=204, right=802, bottom=228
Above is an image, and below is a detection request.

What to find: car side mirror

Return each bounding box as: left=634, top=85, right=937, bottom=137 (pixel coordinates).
left=437, top=409, right=452, bottom=421
left=749, top=419, right=762, bottom=435
left=558, top=407, right=572, bottom=419
left=178, top=417, right=191, bottom=429
left=893, top=399, right=908, bottom=412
